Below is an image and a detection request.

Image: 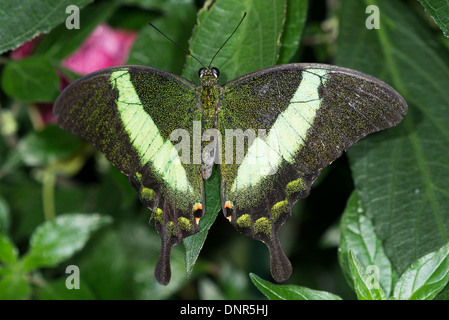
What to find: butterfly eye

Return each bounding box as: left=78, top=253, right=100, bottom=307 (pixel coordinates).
left=198, top=68, right=206, bottom=78
left=211, top=67, right=220, bottom=78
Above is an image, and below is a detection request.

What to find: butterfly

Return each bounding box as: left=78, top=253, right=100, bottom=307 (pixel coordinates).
left=54, top=20, right=407, bottom=286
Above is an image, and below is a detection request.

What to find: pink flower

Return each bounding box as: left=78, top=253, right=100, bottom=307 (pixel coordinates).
left=10, top=36, right=42, bottom=60
left=62, top=24, right=137, bottom=75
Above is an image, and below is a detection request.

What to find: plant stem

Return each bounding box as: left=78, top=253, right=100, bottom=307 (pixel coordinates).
left=42, top=168, right=56, bottom=220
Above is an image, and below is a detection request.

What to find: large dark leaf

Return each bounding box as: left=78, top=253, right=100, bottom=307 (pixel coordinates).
left=338, top=0, right=449, bottom=277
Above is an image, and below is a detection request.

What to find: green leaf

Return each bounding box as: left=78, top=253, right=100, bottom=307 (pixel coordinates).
left=17, top=125, right=83, bottom=166
left=183, top=0, right=286, bottom=84
left=22, top=213, right=112, bottom=271
left=393, top=242, right=449, bottom=300
left=338, top=0, right=449, bottom=276
left=348, top=251, right=386, bottom=300
left=0, top=196, right=10, bottom=233
left=417, top=0, right=449, bottom=38
left=0, top=272, right=30, bottom=300
left=183, top=166, right=221, bottom=277
left=121, top=0, right=194, bottom=14
left=127, top=0, right=197, bottom=74
left=249, top=273, right=342, bottom=300
left=77, top=222, right=189, bottom=300
left=0, top=234, right=18, bottom=265
left=339, top=191, right=396, bottom=297
left=278, top=0, right=309, bottom=64
left=38, top=277, right=96, bottom=300
left=2, top=57, right=60, bottom=102
left=0, top=0, right=92, bottom=54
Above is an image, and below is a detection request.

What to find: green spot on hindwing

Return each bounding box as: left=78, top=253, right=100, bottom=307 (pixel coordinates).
left=286, top=178, right=306, bottom=197
left=153, top=207, right=163, bottom=223
left=178, top=217, right=192, bottom=232
left=271, top=199, right=289, bottom=221
left=254, top=217, right=271, bottom=236
left=237, top=214, right=251, bottom=228
left=141, top=187, right=155, bottom=202
left=167, top=221, right=177, bottom=236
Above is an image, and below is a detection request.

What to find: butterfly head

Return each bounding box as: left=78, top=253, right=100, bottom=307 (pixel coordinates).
left=198, top=67, right=220, bottom=86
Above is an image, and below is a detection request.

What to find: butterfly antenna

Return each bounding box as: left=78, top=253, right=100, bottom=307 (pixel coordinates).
left=148, top=21, right=207, bottom=69
left=208, top=12, right=247, bottom=68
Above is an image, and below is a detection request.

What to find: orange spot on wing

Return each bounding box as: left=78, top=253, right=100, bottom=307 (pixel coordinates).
left=193, top=203, right=203, bottom=225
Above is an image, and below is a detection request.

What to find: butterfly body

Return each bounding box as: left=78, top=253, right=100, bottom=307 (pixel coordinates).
left=54, top=62, right=407, bottom=285
left=197, top=67, right=221, bottom=179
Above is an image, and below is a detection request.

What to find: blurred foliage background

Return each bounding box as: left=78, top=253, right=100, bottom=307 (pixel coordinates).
left=1, top=0, right=449, bottom=300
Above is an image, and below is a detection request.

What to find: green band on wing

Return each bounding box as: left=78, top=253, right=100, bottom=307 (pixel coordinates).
left=110, top=70, right=191, bottom=193
left=231, top=69, right=328, bottom=193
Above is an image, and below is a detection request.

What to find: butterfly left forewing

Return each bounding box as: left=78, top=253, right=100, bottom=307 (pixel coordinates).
left=54, top=66, right=204, bottom=285
left=219, top=63, right=407, bottom=282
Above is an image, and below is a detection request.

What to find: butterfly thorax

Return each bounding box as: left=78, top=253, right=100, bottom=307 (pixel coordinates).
left=198, top=67, right=220, bottom=120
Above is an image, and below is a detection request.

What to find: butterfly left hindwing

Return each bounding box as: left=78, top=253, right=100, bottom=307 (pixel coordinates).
left=54, top=65, right=205, bottom=285
left=218, top=63, right=407, bottom=282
